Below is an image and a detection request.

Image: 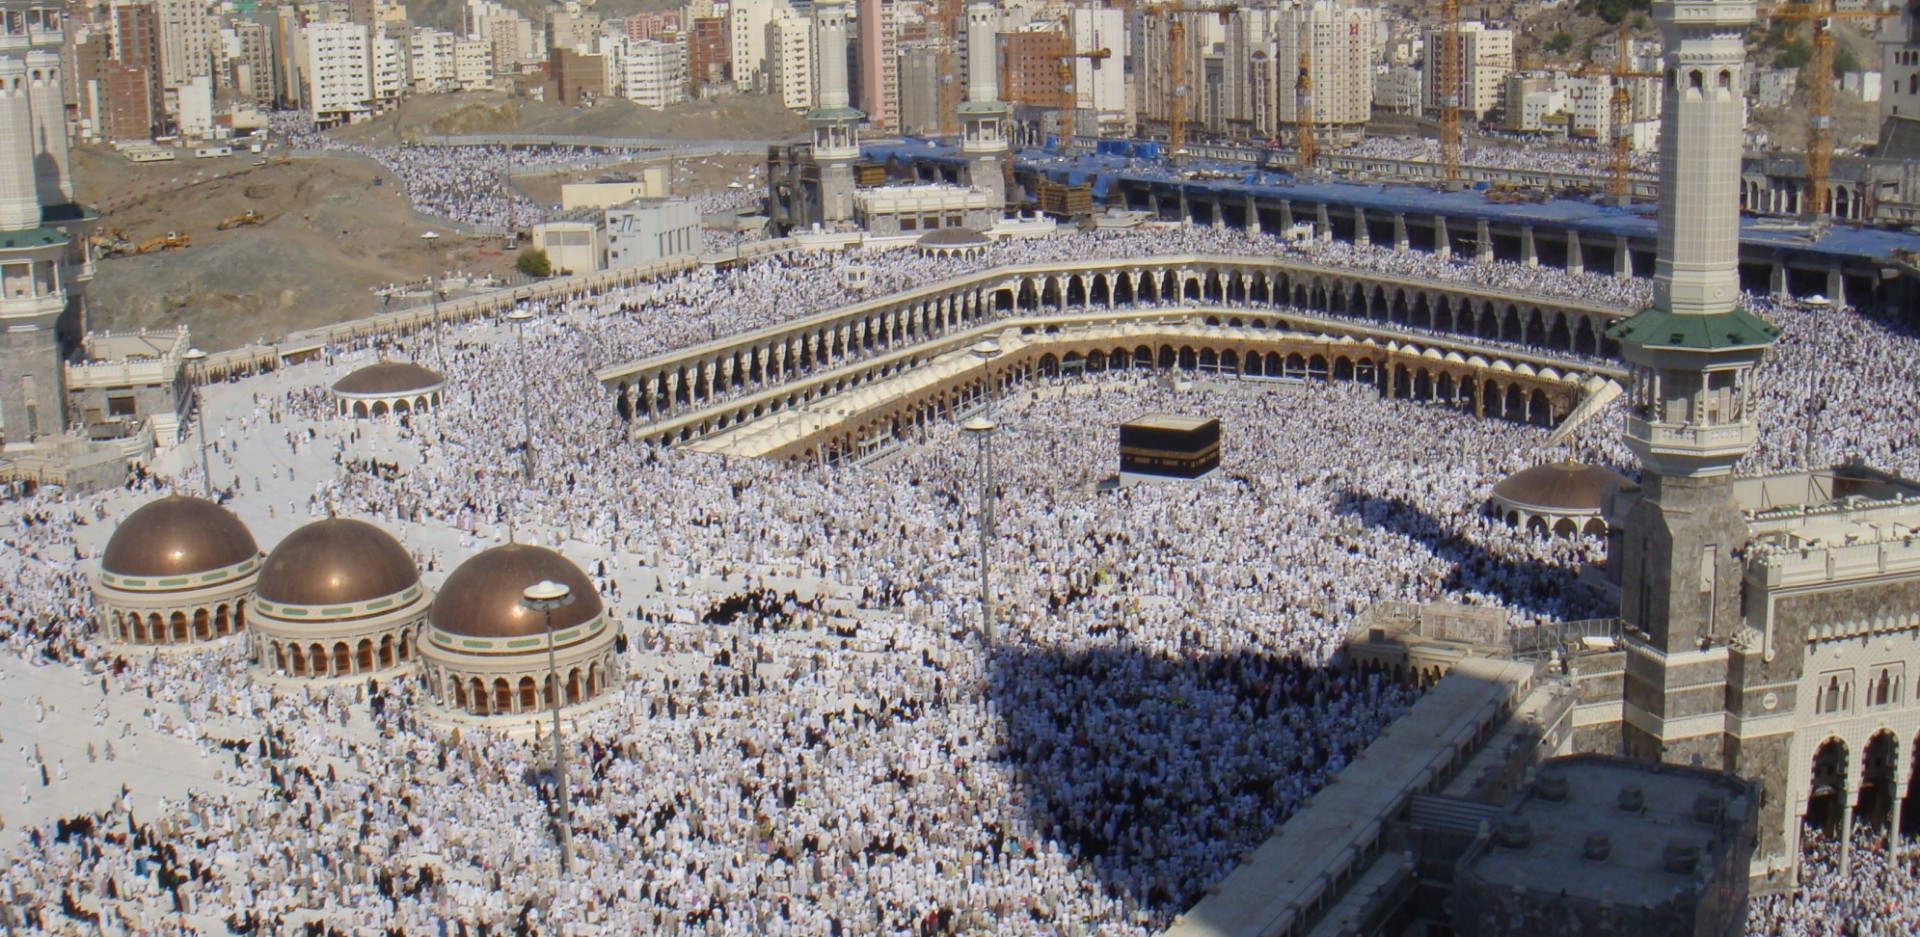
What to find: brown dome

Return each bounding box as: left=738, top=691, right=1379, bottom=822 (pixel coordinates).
left=429, top=544, right=602, bottom=639
left=1492, top=461, right=1638, bottom=513
left=332, top=361, right=444, bottom=395
left=102, top=495, right=259, bottom=578
left=257, top=518, right=420, bottom=606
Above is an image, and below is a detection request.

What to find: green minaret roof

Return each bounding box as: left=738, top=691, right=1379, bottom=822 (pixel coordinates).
left=1605, top=307, right=1780, bottom=351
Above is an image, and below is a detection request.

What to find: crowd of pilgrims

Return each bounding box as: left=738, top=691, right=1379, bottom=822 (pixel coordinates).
left=1748, top=826, right=1920, bottom=936
left=270, top=114, right=651, bottom=231
left=1333, top=135, right=1660, bottom=178
left=1, top=219, right=1918, bottom=933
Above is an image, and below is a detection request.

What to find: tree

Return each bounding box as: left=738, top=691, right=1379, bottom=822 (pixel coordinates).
left=1774, top=37, right=1812, bottom=71
left=1546, top=30, right=1576, bottom=56
left=516, top=248, right=552, bottom=278
left=1833, top=45, right=1860, bottom=79
left=1576, top=0, right=1650, bottom=25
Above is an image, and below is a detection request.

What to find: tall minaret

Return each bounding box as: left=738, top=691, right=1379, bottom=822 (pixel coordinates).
left=957, top=0, right=1008, bottom=207
left=808, top=0, right=863, bottom=224
left=0, top=0, right=76, bottom=450
left=26, top=49, right=70, bottom=206
left=0, top=56, right=39, bottom=230
left=1606, top=0, right=1778, bottom=769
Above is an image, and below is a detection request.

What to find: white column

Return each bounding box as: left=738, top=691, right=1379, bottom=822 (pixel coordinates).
left=0, top=57, right=41, bottom=230
left=966, top=0, right=998, bottom=105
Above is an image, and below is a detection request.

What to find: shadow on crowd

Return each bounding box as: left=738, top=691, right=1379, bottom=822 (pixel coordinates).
left=1330, top=486, right=1603, bottom=622
left=986, top=642, right=1398, bottom=918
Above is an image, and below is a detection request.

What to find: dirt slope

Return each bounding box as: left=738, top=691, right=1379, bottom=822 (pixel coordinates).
left=78, top=150, right=516, bottom=352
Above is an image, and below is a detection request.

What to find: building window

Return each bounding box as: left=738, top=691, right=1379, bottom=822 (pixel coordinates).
left=1816, top=670, right=1854, bottom=715
left=1869, top=664, right=1903, bottom=707
left=107, top=395, right=137, bottom=417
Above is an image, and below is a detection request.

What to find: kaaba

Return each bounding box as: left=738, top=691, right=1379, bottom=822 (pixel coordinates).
left=1119, top=415, right=1221, bottom=480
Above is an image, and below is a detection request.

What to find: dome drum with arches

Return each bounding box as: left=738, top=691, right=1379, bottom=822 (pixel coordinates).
left=1490, top=461, right=1638, bottom=538
left=93, top=495, right=261, bottom=646
left=331, top=361, right=445, bottom=419
left=250, top=517, right=430, bottom=680
left=418, top=544, right=621, bottom=722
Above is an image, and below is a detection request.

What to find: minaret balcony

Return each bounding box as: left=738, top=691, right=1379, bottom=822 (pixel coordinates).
left=1624, top=413, right=1755, bottom=459
left=0, top=289, right=63, bottom=321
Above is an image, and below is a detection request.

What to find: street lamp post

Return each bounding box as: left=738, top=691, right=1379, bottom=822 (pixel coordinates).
left=507, top=309, right=535, bottom=483
left=964, top=340, right=1003, bottom=644
left=181, top=348, right=212, bottom=498
left=962, top=416, right=995, bottom=643
left=971, top=339, right=1002, bottom=419
left=521, top=579, right=577, bottom=875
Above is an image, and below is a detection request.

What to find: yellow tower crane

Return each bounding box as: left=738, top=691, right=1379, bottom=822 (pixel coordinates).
left=1769, top=1, right=1896, bottom=217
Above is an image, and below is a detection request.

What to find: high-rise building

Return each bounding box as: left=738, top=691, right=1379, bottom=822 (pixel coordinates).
left=855, top=0, right=897, bottom=130
left=230, top=18, right=280, bottom=107
left=305, top=21, right=371, bottom=124
left=1067, top=6, right=1126, bottom=135
left=763, top=4, right=812, bottom=111
left=687, top=16, right=729, bottom=93
left=895, top=40, right=941, bottom=135
left=622, top=38, right=686, bottom=109
left=453, top=37, right=492, bottom=90
left=549, top=45, right=605, bottom=104
left=157, top=0, right=216, bottom=90
left=1001, top=27, right=1067, bottom=109
left=730, top=0, right=779, bottom=91
left=370, top=27, right=405, bottom=109
left=74, top=2, right=166, bottom=142
left=410, top=27, right=459, bottom=93
left=1423, top=20, right=1511, bottom=122
left=1268, top=0, right=1376, bottom=146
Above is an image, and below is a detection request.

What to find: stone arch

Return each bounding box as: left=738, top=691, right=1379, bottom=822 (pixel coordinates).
left=1860, top=730, right=1901, bottom=829
left=1808, top=736, right=1851, bottom=835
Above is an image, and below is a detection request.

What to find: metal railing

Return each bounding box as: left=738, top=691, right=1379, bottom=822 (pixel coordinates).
left=1509, top=617, right=1620, bottom=659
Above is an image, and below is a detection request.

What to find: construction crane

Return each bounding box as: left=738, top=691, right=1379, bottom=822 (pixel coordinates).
left=1295, top=48, right=1315, bottom=170
left=1582, top=26, right=1661, bottom=202
left=1056, top=47, right=1113, bottom=138
left=1145, top=3, right=1237, bottom=156
left=1439, top=0, right=1462, bottom=183
left=1770, top=1, right=1897, bottom=217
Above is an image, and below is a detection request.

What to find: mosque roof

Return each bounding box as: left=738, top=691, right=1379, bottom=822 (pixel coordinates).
left=331, top=361, right=444, bottom=396
left=256, top=517, right=419, bottom=607
left=429, top=544, right=602, bottom=639
left=101, top=495, right=259, bottom=578
left=1492, top=461, right=1638, bottom=514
